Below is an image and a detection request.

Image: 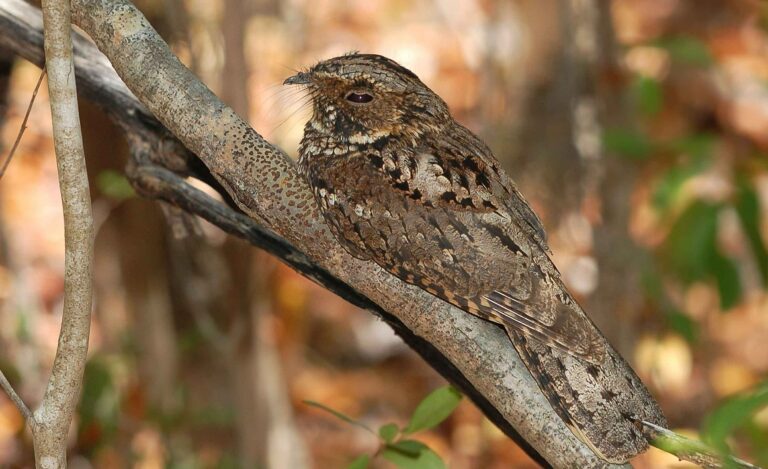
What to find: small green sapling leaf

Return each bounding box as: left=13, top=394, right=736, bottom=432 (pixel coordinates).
left=379, top=423, right=399, bottom=443
left=382, top=443, right=446, bottom=469
left=347, top=454, right=370, bottom=469
left=404, top=386, right=461, bottom=435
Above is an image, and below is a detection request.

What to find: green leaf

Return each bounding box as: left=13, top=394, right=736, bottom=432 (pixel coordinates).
left=78, top=357, right=120, bottom=444
left=631, top=76, right=664, bottom=116
left=745, top=421, right=768, bottom=466
left=668, top=133, right=716, bottom=160
left=641, top=266, right=664, bottom=300
left=651, top=166, right=695, bottom=211
left=602, top=128, right=653, bottom=160
left=711, top=254, right=742, bottom=310
left=404, top=386, right=461, bottom=435
left=382, top=442, right=446, bottom=469
left=735, top=177, right=768, bottom=286
left=379, top=423, right=399, bottom=443
left=347, top=454, right=370, bottom=469
left=660, top=198, right=743, bottom=309
left=652, top=136, right=714, bottom=211
left=665, top=309, right=699, bottom=343
left=96, top=170, right=135, bottom=200
left=655, top=36, right=713, bottom=67
left=389, top=439, right=429, bottom=456
left=702, top=382, right=768, bottom=453
left=303, top=400, right=375, bottom=434
left=661, top=201, right=721, bottom=282
left=659, top=197, right=741, bottom=309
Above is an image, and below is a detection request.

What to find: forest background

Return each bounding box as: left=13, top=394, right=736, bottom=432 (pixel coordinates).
left=1, top=0, right=768, bottom=467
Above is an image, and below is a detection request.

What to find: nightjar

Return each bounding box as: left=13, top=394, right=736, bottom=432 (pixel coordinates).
left=286, top=53, right=666, bottom=463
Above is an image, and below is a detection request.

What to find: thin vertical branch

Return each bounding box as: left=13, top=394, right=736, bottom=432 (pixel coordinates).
left=34, top=0, right=94, bottom=466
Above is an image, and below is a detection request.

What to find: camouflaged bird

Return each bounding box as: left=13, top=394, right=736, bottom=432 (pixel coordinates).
left=285, top=53, right=666, bottom=463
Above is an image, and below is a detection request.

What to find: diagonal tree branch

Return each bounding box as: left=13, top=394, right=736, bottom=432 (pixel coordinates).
left=0, top=0, right=628, bottom=467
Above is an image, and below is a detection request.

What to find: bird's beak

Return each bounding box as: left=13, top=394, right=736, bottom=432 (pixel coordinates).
left=283, top=71, right=311, bottom=85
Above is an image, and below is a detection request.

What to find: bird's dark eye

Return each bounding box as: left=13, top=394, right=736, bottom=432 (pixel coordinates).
left=345, top=91, right=374, bottom=104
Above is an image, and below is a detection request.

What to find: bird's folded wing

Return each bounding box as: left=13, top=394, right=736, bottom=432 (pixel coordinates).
left=476, top=285, right=606, bottom=363
left=376, top=138, right=604, bottom=362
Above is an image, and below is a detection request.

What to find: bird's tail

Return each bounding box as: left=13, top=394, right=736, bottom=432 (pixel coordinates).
left=505, top=326, right=667, bottom=463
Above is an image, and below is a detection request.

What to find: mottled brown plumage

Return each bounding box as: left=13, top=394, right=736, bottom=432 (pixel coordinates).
left=286, top=53, right=666, bottom=463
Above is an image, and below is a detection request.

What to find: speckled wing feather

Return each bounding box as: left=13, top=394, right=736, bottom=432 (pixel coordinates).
left=365, top=124, right=608, bottom=363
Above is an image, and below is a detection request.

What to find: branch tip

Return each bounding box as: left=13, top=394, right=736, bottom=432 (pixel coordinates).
left=0, top=68, right=45, bottom=180
left=643, top=420, right=761, bottom=469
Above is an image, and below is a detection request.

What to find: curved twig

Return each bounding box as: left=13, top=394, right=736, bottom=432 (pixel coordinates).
left=0, top=68, right=44, bottom=179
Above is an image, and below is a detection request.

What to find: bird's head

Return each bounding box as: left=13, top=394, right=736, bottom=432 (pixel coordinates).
left=284, top=53, right=450, bottom=144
